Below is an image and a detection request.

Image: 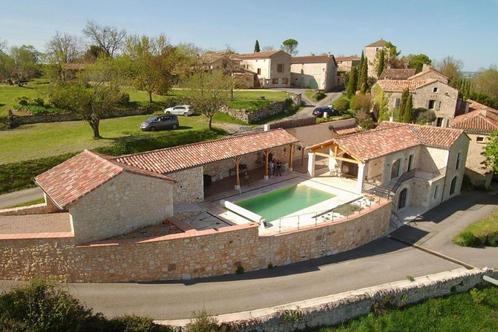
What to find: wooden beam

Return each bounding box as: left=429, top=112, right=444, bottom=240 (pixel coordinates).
left=301, top=147, right=305, bottom=166
left=288, top=144, right=293, bottom=170
left=234, top=156, right=241, bottom=188
left=335, top=156, right=360, bottom=164
left=264, top=149, right=269, bottom=179
left=315, top=152, right=329, bottom=158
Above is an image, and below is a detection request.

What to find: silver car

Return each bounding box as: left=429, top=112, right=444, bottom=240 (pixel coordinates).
left=164, top=104, right=194, bottom=116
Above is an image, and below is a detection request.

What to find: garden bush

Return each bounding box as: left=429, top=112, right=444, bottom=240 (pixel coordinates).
left=333, top=96, right=350, bottom=112
left=453, top=208, right=498, bottom=247
left=350, top=93, right=371, bottom=112
left=185, top=310, right=222, bottom=332
left=313, top=91, right=326, bottom=101
left=454, top=230, right=483, bottom=247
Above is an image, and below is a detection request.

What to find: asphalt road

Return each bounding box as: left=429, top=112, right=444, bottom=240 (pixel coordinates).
left=0, top=187, right=43, bottom=209
left=0, top=190, right=495, bottom=320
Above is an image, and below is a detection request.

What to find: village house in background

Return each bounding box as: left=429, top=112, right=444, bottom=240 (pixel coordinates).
left=237, top=50, right=292, bottom=88
left=451, top=100, right=498, bottom=188
left=335, top=55, right=360, bottom=86
left=374, top=65, right=461, bottom=127
left=200, top=52, right=257, bottom=88
left=290, top=55, right=338, bottom=91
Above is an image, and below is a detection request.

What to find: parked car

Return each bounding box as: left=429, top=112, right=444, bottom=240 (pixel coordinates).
left=164, top=105, right=194, bottom=116
left=140, top=115, right=179, bottom=131
left=312, top=106, right=339, bottom=118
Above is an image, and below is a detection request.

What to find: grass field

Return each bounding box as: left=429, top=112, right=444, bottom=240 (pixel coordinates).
left=0, top=114, right=217, bottom=163
left=0, top=79, right=51, bottom=117
left=453, top=208, right=498, bottom=247
left=314, top=286, right=498, bottom=332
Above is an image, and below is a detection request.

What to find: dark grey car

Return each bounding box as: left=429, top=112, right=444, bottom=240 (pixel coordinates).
left=140, top=115, right=179, bottom=131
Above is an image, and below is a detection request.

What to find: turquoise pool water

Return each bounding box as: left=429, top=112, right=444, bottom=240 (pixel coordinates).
left=236, top=185, right=335, bottom=221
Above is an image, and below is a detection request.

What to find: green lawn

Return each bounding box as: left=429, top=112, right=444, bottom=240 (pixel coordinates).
left=453, top=208, right=498, bottom=247
left=0, top=114, right=216, bottom=163
left=0, top=79, right=51, bottom=117
left=5, top=197, right=45, bottom=209
left=313, top=287, right=498, bottom=332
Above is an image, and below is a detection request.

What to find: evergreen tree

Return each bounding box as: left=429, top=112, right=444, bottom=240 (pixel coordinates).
left=254, top=40, right=260, bottom=53
left=357, top=52, right=365, bottom=90
left=398, top=89, right=409, bottom=121
left=403, top=94, right=413, bottom=123
left=376, top=49, right=385, bottom=77
left=346, top=66, right=358, bottom=98
left=359, top=60, right=369, bottom=93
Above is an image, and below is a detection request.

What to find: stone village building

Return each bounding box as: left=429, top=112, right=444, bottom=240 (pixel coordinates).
left=237, top=50, right=292, bottom=88
left=373, top=66, right=460, bottom=128
left=290, top=55, right=338, bottom=91
left=335, top=56, right=360, bottom=86
left=451, top=100, right=498, bottom=188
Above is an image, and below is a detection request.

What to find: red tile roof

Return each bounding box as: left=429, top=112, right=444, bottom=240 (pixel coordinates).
left=329, top=122, right=465, bottom=162
left=114, top=129, right=299, bottom=174
left=451, top=100, right=498, bottom=134
left=335, top=56, right=360, bottom=62
left=35, top=150, right=174, bottom=209
left=291, top=55, right=334, bottom=64
left=376, top=79, right=438, bottom=92
left=365, top=39, right=389, bottom=48
left=236, top=50, right=288, bottom=59
left=379, top=68, right=417, bottom=80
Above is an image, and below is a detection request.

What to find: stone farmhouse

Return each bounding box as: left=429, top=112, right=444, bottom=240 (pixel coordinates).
left=451, top=100, right=498, bottom=188
left=0, top=121, right=469, bottom=282
left=307, top=122, right=469, bottom=217
left=290, top=55, right=338, bottom=91
left=335, top=55, right=360, bottom=85
left=373, top=66, right=460, bottom=128
left=237, top=50, right=292, bottom=88
left=199, top=52, right=257, bottom=89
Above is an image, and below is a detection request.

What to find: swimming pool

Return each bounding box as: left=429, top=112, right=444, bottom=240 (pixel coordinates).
left=236, top=185, right=335, bottom=221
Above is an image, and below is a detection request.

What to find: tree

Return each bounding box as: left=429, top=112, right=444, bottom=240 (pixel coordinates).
left=49, top=58, right=122, bottom=138
left=83, top=45, right=106, bottom=63
left=186, top=70, right=229, bottom=130
left=356, top=110, right=374, bottom=130
left=372, top=84, right=389, bottom=121
left=357, top=52, right=365, bottom=91
left=46, top=32, right=81, bottom=81
left=83, top=21, right=126, bottom=57
left=254, top=40, right=260, bottom=53
left=281, top=38, right=298, bottom=55
left=385, top=41, right=401, bottom=68
left=0, top=49, right=14, bottom=81
left=472, top=66, right=498, bottom=101
left=398, top=89, right=410, bottom=121
left=262, top=45, right=276, bottom=52
left=376, top=49, right=385, bottom=77
left=406, top=53, right=431, bottom=73
left=9, top=45, right=41, bottom=84
left=437, top=56, right=463, bottom=86
left=350, top=93, right=371, bottom=113
left=483, top=130, right=498, bottom=173
left=359, top=53, right=369, bottom=93
left=402, top=93, right=413, bottom=123
left=123, top=34, right=179, bottom=104
left=346, top=66, right=358, bottom=98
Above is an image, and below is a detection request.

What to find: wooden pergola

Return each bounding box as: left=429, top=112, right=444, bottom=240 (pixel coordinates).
left=233, top=143, right=295, bottom=191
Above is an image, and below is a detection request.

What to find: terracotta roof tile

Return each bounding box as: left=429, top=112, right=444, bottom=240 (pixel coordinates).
left=291, top=55, right=334, bottom=64
left=329, top=122, right=465, bottom=162
left=365, top=39, right=389, bottom=48
left=335, top=56, right=360, bottom=62
left=114, top=129, right=299, bottom=174
left=35, top=150, right=174, bottom=209
left=237, top=50, right=288, bottom=59
left=451, top=100, right=498, bottom=134
left=376, top=79, right=438, bottom=92
left=379, top=68, right=417, bottom=80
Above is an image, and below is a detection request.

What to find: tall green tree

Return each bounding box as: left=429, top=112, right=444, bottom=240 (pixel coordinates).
left=186, top=70, right=230, bottom=130
left=359, top=57, right=369, bottom=93
left=9, top=45, right=41, bottom=84
left=123, top=34, right=179, bottom=104
left=406, top=53, right=431, bottom=73
left=402, top=94, right=413, bottom=123
left=281, top=38, right=298, bottom=55
left=483, top=130, right=498, bottom=173
left=376, top=49, right=385, bottom=77
left=398, top=89, right=410, bottom=121
left=254, top=40, right=260, bottom=53
left=346, top=66, right=358, bottom=98
left=357, top=52, right=365, bottom=90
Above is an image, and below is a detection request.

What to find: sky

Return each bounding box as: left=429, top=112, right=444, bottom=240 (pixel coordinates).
left=0, top=0, right=497, bottom=71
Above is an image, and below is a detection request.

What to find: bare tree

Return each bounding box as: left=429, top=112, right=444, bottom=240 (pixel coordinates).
left=83, top=21, right=126, bottom=57
left=46, top=32, right=81, bottom=80
left=262, top=45, right=276, bottom=52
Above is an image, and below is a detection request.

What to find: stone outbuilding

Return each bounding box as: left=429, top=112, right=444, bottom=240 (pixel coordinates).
left=35, top=150, right=176, bottom=243
left=290, top=55, right=338, bottom=91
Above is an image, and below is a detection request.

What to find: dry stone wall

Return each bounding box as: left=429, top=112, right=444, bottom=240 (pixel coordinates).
left=0, top=202, right=390, bottom=282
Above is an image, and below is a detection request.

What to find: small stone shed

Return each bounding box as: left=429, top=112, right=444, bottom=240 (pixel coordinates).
left=114, top=129, right=299, bottom=203
left=35, top=150, right=175, bottom=243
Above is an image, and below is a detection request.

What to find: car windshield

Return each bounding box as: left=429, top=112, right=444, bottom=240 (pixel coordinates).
left=145, top=116, right=158, bottom=123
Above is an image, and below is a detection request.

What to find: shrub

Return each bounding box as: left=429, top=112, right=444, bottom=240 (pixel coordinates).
left=118, top=93, right=130, bottom=105
left=454, top=231, right=482, bottom=247
left=350, top=93, right=371, bottom=112
left=0, top=279, right=102, bottom=332
left=333, top=96, right=350, bottom=113
left=16, top=96, right=29, bottom=106
left=356, top=110, right=375, bottom=130
left=314, top=91, right=326, bottom=101
left=33, top=97, right=45, bottom=107
left=108, top=315, right=171, bottom=332
left=186, top=310, right=221, bottom=332
left=415, top=108, right=436, bottom=124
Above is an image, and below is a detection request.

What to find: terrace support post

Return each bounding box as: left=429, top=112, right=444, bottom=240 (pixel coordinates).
left=328, top=148, right=337, bottom=173
left=301, top=147, right=305, bottom=166
left=288, top=144, right=294, bottom=171
left=264, top=149, right=270, bottom=180
left=356, top=162, right=366, bottom=194
left=234, top=156, right=241, bottom=191
left=307, top=152, right=316, bottom=177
